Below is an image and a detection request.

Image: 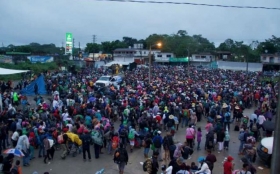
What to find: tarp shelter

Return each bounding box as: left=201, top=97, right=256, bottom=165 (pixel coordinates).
left=0, top=67, right=30, bottom=75
left=104, top=60, right=134, bottom=67
left=21, top=75, right=47, bottom=96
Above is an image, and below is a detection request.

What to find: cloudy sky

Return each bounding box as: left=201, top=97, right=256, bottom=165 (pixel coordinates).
left=1, top=0, right=279, bottom=47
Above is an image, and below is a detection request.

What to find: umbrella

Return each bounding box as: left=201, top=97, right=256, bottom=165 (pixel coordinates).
left=89, top=97, right=96, bottom=102
left=3, top=148, right=25, bottom=157
left=262, top=121, right=275, bottom=132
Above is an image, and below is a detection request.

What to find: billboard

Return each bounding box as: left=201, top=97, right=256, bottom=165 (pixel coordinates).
left=27, top=56, right=54, bottom=63
left=65, top=32, right=73, bottom=54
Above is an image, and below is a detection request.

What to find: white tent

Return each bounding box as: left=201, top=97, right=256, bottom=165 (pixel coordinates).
left=104, top=60, right=134, bottom=67
left=0, top=67, right=30, bottom=75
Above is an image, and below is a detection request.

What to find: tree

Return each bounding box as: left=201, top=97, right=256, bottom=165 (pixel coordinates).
left=85, top=43, right=101, bottom=53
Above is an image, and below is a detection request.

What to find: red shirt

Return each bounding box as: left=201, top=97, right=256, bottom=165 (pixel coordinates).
left=223, top=161, right=233, bottom=174
left=155, top=115, right=161, bottom=123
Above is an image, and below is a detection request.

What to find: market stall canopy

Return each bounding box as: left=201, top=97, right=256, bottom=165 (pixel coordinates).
left=0, top=67, right=30, bottom=75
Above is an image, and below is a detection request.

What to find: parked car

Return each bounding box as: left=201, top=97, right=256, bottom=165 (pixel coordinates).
left=94, top=75, right=122, bottom=87
left=257, top=137, right=273, bottom=166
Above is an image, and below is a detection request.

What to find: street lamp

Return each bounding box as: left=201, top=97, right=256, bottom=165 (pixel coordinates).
left=149, top=42, right=162, bottom=83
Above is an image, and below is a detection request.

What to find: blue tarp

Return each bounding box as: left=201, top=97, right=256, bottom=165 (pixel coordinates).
left=21, top=75, right=47, bottom=96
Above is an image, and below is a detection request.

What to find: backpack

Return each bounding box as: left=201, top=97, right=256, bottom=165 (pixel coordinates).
left=196, top=105, right=202, bottom=113
left=119, top=128, right=127, bottom=138
left=163, top=137, right=170, bottom=148
left=91, top=130, right=103, bottom=146
left=225, top=112, right=231, bottom=122
left=128, top=130, right=135, bottom=140
left=238, top=132, right=245, bottom=141
left=153, top=136, right=161, bottom=148
left=251, top=123, right=258, bottom=132
left=143, top=158, right=153, bottom=172
left=183, top=110, right=189, bottom=118
left=112, top=136, right=119, bottom=149
left=167, top=120, right=173, bottom=127
left=10, top=166, right=19, bottom=174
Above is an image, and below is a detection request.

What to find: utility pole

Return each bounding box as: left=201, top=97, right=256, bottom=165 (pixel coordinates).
left=271, top=80, right=280, bottom=173
left=73, top=38, right=75, bottom=59
left=79, top=42, right=80, bottom=51
left=93, top=35, right=96, bottom=44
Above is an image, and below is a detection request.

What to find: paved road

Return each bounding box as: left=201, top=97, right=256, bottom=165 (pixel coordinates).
left=20, top=98, right=270, bottom=174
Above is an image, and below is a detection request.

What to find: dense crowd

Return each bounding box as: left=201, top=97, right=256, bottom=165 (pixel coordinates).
left=0, top=64, right=277, bottom=174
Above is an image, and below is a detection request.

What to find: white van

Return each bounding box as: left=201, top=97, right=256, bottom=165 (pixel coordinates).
left=257, top=137, right=273, bottom=166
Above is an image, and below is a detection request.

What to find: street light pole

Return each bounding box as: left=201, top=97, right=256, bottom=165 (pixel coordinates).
left=149, top=45, right=152, bottom=84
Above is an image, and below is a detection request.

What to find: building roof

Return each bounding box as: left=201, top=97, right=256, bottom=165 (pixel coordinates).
left=192, top=53, right=213, bottom=55
left=6, top=52, right=31, bottom=55
left=261, top=53, right=279, bottom=57
left=215, top=51, right=231, bottom=54
left=114, top=48, right=138, bottom=52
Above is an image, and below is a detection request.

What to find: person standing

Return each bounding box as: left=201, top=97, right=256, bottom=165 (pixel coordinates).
left=34, top=83, right=38, bottom=95
left=205, top=150, right=217, bottom=173
left=80, top=129, right=92, bottom=161
left=43, top=136, right=51, bottom=164
left=223, top=156, right=234, bottom=174
left=151, top=151, right=159, bottom=174
left=217, top=129, right=225, bottom=153
left=224, top=130, right=230, bottom=150
left=152, top=131, right=163, bottom=161
left=143, top=134, right=152, bottom=159
left=113, top=143, right=128, bottom=174
left=186, top=125, right=195, bottom=149
left=60, top=133, right=69, bottom=159
left=197, top=127, right=202, bottom=150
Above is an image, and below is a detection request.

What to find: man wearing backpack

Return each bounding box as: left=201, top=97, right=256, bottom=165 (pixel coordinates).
left=152, top=131, right=163, bottom=161
left=250, top=119, right=258, bottom=141
left=113, top=143, right=128, bottom=174
left=224, top=111, right=231, bottom=130
left=181, top=108, right=189, bottom=128
left=128, top=127, right=139, bottom=153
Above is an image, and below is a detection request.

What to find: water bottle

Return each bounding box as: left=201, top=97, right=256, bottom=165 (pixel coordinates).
left=95, top=168, right=105, bottom=174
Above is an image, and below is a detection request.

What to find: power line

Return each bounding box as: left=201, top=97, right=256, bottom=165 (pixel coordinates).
left=96, top=0, right=280, bottom=10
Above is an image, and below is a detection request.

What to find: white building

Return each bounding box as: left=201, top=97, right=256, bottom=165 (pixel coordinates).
left=191, top=53, right=213, bottom=62
left=260, top=53, right=280, bottom=64
left=113, top=43, right=175, bottom=64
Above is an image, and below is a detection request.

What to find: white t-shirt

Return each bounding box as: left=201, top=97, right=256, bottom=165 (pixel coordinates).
left=11, top=131, right=19, bottom=141
left=258, top=115, right=266, bottom=125
left=250, top=114, right=257, bottom=121
left=161, top=166, right=173, bottom=174
left=62, top=112, right=69, bottom=121
left=66, top=123, right=73, bottom=132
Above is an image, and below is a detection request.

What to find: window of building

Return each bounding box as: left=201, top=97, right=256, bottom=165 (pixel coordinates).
left=210, top=56, right=212, bottom=58
left=157, top=55, right=162, bottom=57
left=262, top=57, right=266, bottom=60
left=201, top=56, right=206, bottom=58
left=195, top=56, right=200, bottom=58
left=166, top=55, right=171, bottom=58
left=143, top=52, right=146, bottom=54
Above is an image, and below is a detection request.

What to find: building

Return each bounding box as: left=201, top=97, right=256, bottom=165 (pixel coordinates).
left=191, top=53, right=214, bottom=67
left=215, top=51, right=232, bottom=61
left=260, top=53, right=280, bottom=64
left=113, top=44, right=175, bottom=64
left=260, top=53, right=280, bottom=71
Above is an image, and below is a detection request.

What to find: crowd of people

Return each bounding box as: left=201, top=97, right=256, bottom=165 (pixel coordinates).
left=0, top=64, right=277, bottom=174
